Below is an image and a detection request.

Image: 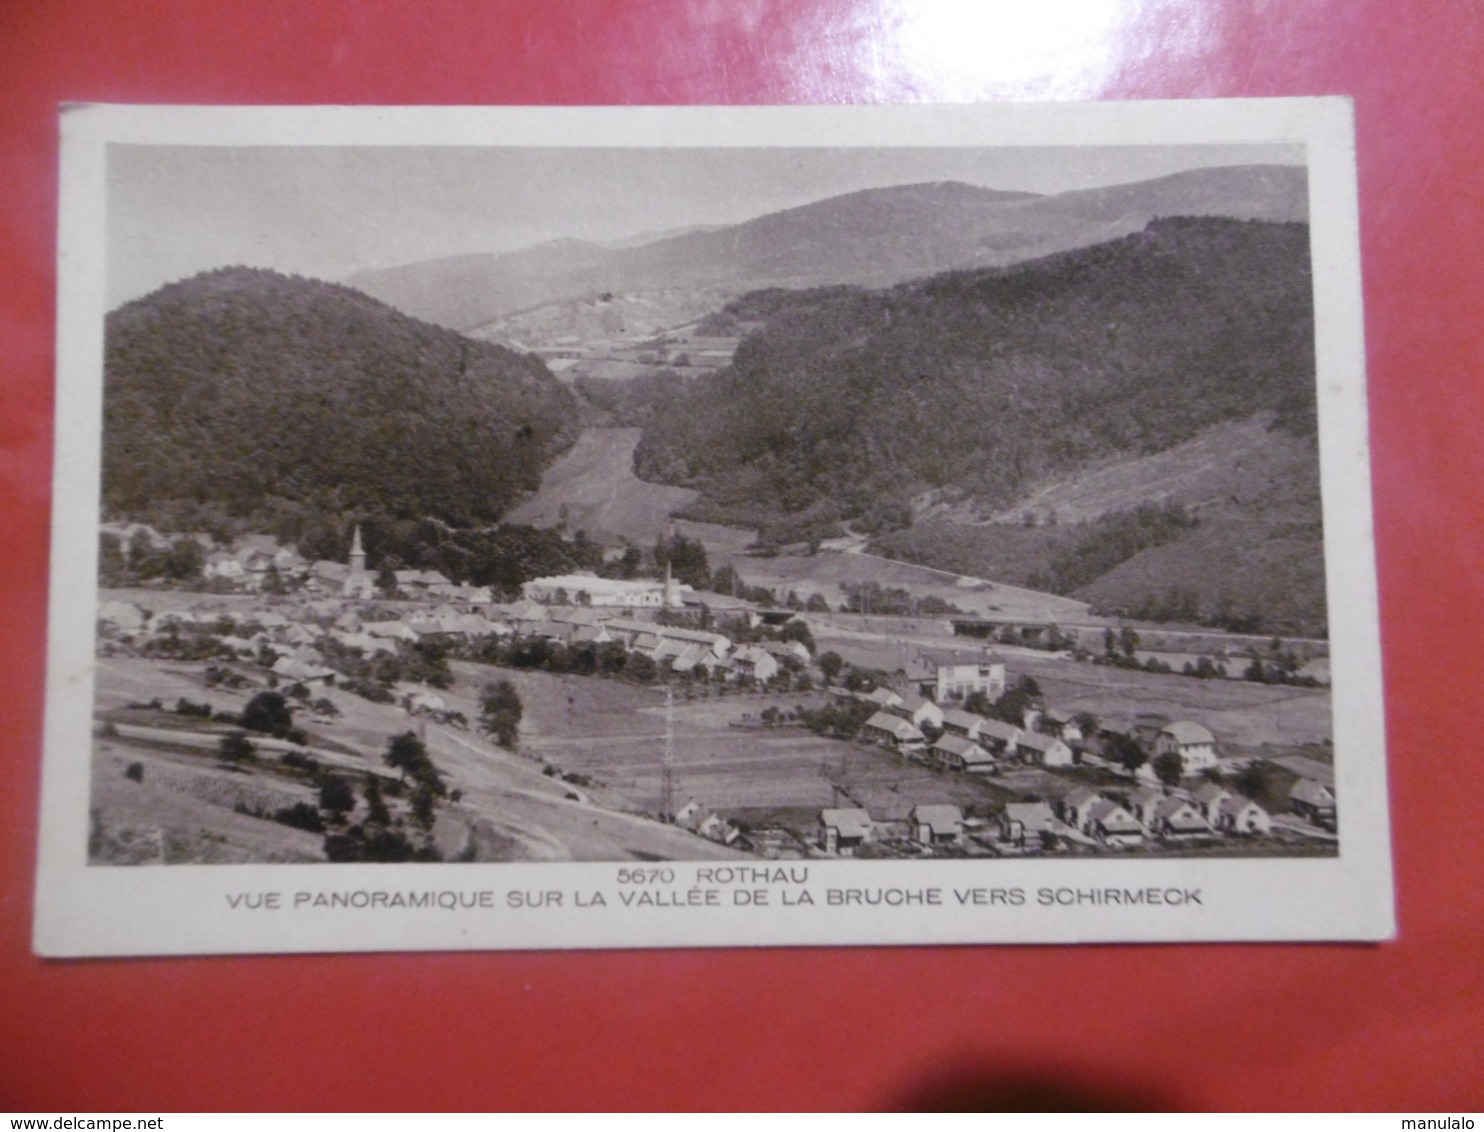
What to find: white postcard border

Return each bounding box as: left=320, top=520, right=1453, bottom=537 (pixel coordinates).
left=36, top=98, right=1393, bottom=956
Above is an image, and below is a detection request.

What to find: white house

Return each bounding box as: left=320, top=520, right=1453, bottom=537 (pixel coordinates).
left=909, top=804, right=965, bottom=847
left=939, top=708, right=986, bottom=741
left=974, top=718, right=1022, bottom=755
left=1217, top=794, right=1272, bottom=835
left=820, top=808, right=872, bottom=855
left=858, top=686, right=904, bottom=710
left=1154, top=721, right=1218, bottom=773
left=1086, top=799, right=1145, bottom=847
left=1014, top=731, right=1074, bottom=768
left=1058, top=786, right=1104, bottom=831
left=523, top=574, right=677, bottom=608
left=1149, top=796, right=1210, bottom=840
left=729, top=645, right=780, bottom=684
left=862, top=711, right=926, bottom=751
left=907, top=648, right=1006, bottom=703
left=999, top=802, right=1057, bottom=849
left=929, top=734, right=994, bottom=773
left=1290, top=778, right=1337, bottom=826
left=888, top=693, right=945, bottom=733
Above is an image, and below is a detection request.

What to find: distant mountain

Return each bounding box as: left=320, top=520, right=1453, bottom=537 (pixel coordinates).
left=634, top=215, right=1315, bottom=519
left=103, top=267, right=578, bottom=527
left=349, top=166, right=1307, bottom=332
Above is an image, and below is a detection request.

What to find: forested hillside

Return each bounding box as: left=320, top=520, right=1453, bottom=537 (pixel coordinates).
left=103, top=268, right=578, bottom=531
left=633, top=217, right=1315, bottom=525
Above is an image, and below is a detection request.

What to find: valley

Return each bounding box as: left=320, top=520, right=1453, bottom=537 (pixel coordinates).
left=89, top=161, right=1337, bottom=867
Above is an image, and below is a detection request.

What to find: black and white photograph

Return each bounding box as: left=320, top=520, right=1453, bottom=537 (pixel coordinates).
left=36, top=101, right=1392, bottom=953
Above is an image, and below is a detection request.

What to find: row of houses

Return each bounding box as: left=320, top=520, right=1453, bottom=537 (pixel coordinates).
left=821, top=786, right=1270, bottom=858
left=1049, top=783, right=1273, bottom=847
left=847, top=683, right=1225, bottom=781
left=100, top=591, right=827, bottom=701
left=497, top=602, right=811, bottom=683
left=673, top=801, right=745, bottom=848
left=819, top=804, right=966, bottom=856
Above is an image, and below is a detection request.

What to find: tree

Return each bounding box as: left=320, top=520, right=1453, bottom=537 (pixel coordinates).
left=1153, top=751, right=1186, bottom=787
left=779, top=618, right=815, bottom=653
left=273, top=801, right=324, bottom=832
left=164, top=537, right=204, bottom=582
left=1106, top=733, right=1147, bottom=775
left=1235, top=762, right=1271, bottom=800
left=240, top=691, right=294, bottom=738
left=219, top=731, right=256, bottom=763
left=319, top=775, right=355, bottom=818
left=625, top=652, right=658, bottom=684
left=410, top=784, right=439, bottom=830
left=817, top=651, right=844, bottom=686
left=989, top=675, right=1042, bottom=727
left=363, top=776, right=391, bottom=826
left=480, top=679, right=524, bottom=749
left=653, top=532, right=711, bottom=589
left=384, top=730, right=432, bottom=783
left=1119, top=626, right=1141, bottom=660
left=128, top=530, right=165, bottom=579
left=963, top=689, right=993, bottom=716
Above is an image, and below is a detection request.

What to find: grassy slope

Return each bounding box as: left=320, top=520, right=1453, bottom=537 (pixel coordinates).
left=504, top=427, right=699, bottom=546
left=874, top=414, right=1325, bottom=635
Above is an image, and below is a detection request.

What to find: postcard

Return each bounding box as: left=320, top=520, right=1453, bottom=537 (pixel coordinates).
left=35, top=99, right=1392, bottom=954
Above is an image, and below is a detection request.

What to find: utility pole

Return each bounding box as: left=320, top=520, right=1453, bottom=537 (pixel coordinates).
left=661, top=679, right=675, bottom=821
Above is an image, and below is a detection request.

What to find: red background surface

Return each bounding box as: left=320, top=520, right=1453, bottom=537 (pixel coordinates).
left=3, top=0, right=1482, bottom=1112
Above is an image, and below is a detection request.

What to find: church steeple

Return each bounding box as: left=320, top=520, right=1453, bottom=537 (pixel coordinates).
left=349, top=525, right=366, bottom=575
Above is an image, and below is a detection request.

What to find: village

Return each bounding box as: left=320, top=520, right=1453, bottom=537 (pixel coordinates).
left=90, top=520, right=1338, bottom=864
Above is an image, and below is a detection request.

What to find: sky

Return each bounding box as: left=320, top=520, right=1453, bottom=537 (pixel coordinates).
left=105, top=141, right=1305, bottom=309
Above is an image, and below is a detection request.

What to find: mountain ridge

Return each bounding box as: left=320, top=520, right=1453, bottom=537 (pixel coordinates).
left=348, top=165, right=1308, bottom=332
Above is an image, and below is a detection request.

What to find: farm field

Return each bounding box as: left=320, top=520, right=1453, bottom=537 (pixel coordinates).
left=1012, top=652, right=1332, bottom=749
left=446, top=661, right=1005, bottom=842
left=732, top=548, right=1096, bottom=622
left=505, top=427, right=697, bottom=546
left=84, top=601, right=1333, bottom=867
left=88, top=655, right=746, bottom=865
left=802, top=619, right=1331, bottom=752
left=452, top=661, right=845, bottom=814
